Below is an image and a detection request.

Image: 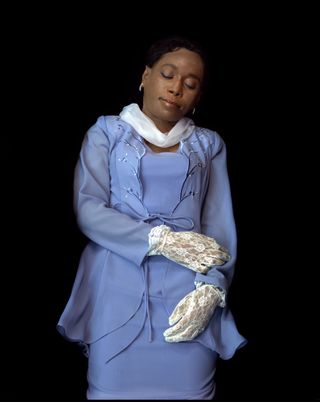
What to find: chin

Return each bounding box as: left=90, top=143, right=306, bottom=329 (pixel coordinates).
left=162, top=108, right=183, bottom=120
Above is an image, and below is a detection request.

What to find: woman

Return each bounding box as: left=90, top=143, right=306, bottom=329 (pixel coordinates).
left=57, top=36, right=247, bottom=399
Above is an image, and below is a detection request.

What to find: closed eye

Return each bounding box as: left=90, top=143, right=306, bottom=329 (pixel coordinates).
left=185, top=82, right=196, bottom=90
left=161, top=72, right=173, bottom=79
left=161, top=71, right=198, bottom=90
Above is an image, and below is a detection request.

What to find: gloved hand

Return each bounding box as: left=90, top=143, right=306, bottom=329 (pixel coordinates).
left=163, top=283, right=221, bottom=343
left=148, top=225, right=230, bottom=274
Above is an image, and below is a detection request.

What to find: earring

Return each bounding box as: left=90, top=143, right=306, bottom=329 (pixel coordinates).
left=139, top=83, right=143, bottom=92
left=192, top=108, right=196, bottom=115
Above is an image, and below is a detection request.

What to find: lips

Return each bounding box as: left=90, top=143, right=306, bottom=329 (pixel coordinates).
left=160, top=97, right=181, bottom=109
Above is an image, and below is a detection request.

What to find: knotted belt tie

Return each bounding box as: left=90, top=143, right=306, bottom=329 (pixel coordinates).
left=141, top=213, right=194, bottom=230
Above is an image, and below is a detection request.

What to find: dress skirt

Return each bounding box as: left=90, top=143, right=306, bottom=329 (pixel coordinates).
left=86, top=293, right=217, bottom=400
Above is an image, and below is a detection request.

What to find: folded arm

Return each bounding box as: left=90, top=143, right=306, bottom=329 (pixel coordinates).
left=74, top=118, right=152, bottom=266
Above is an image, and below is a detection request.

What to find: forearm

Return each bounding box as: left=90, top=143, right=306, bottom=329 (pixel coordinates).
left=194, top=258, right=234, bottom=293
left=198, top=136, right=237, bottom=293
left=76, top=199, right=152, bottom=266
left=74, top=121, right=152, bottom=266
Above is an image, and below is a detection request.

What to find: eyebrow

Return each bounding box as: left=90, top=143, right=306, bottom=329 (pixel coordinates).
left=161, top=63, right=201, bottom=81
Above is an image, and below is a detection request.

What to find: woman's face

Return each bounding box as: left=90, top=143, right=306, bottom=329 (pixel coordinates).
left=141, top=48, right=204, bottom=132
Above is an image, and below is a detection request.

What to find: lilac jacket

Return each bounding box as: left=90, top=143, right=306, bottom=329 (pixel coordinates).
left=57, top=116, right=247, bottom=362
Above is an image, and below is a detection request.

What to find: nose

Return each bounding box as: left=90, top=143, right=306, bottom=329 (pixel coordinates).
left=168, top=79, right=182, bottom=96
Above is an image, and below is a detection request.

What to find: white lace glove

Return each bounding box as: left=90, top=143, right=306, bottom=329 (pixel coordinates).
left=163, top=283, right=221, bottom=343
left=148, top=225, right=230, bottom=274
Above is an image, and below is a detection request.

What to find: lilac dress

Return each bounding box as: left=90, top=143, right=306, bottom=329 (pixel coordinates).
left=57, top=116, right=247, bottom=399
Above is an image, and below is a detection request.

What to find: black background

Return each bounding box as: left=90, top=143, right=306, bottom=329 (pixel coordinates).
left=2, top=4, right=317, bottom=401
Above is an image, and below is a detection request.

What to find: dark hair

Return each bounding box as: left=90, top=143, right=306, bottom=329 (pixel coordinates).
left=145, top=36, right=208, bottom=88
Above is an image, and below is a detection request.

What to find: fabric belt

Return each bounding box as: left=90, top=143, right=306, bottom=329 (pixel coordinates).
left=141, top=213, right=194, bottom=230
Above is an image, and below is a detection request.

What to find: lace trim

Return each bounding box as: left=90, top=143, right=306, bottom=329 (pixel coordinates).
left=194, top=281, right=226, bottom=308
left=148, top=225, right=171, bottom=255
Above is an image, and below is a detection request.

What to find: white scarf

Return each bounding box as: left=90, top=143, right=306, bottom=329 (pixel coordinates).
left=119, top=103, right=195, bottom=148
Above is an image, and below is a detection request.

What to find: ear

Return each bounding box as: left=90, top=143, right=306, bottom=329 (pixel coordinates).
left=141, top=66, right=151, bottom=85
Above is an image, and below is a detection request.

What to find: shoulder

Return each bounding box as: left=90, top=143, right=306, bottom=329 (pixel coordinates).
left=84, top=115, right=134, bottom=146
left=89, top=115, right=121, bottom=137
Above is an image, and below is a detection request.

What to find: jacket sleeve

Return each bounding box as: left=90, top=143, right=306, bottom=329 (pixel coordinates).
left=74, top=117, right=152, bottom=266
left=194, top=133, right=237, bottom=294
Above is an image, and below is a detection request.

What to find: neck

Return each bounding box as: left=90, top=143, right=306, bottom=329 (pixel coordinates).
left=145, top=140, right=179, bottom=153
left=142, top=108, right=176, bottom=133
